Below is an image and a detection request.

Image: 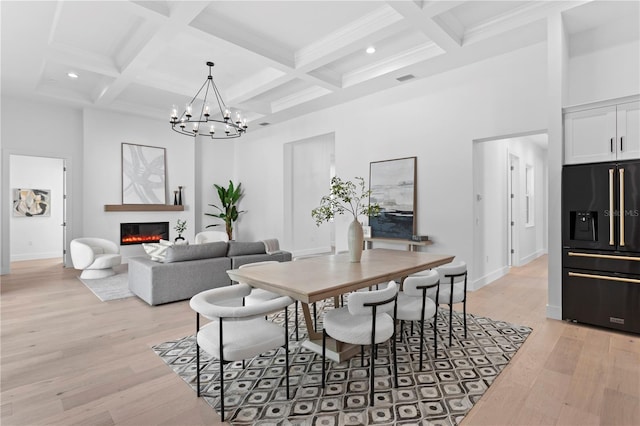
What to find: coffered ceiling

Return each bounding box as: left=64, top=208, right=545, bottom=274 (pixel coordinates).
left=1, top=1, right=637, bottom=131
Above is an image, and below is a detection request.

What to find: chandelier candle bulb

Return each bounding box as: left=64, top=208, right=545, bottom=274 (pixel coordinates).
left=192, top=123, right=198, bottom=133
left=204, top=104, right=210, bottom=117
left=209, top=125, right=215, bottom=135
left=171, top=106, right=178, bottom=120
left=185, top=104, right=192, bottom=118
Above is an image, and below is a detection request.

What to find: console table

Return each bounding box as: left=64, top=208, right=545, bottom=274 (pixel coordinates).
left=364, top=237, right=432, bottom=252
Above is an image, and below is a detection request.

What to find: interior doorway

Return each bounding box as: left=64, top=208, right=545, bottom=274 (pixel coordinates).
left=9, top=155, right=66, bottom=263
left=472, top=131, right=548, bottom=289
left=283, top=133, right=335, bottom=256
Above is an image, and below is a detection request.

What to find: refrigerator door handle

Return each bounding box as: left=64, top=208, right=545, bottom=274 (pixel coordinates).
left=568, top=251, right=640, bottom=262
left=620, top=168, right=625, bottom=247
left=568, top=271, right=640, bottom=284
left=609, top=168, right=615, bottom=246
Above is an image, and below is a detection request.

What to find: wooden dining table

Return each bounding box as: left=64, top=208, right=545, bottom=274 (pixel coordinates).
left=226, top=248, right=455, bottom=361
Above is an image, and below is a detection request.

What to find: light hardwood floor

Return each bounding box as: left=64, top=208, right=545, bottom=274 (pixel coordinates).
left=1, top=256, right=638, bottom=425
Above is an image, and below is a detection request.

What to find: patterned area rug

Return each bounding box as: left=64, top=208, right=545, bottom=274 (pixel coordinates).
left=153, top=301, right=531, bottom=425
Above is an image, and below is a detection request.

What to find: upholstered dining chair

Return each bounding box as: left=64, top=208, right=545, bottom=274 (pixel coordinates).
left=321, top=280, right=399, bottom=406
left=241, top=261, right=300, bottom=340
left=189, top=283, right=293, bottom=422
left=395, top=270, right=440, bottom=370
left=194, top=230, right=229, bottom=244
left=433, top=260, right=468, bottom=346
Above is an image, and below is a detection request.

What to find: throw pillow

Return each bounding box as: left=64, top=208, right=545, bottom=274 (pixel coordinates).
left=227, top=241, right=267, bottom=257
left=142, top=241, right=173, bottom=262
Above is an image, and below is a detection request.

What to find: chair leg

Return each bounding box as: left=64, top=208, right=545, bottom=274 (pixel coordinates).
left=285, top=306, right=290, bottom=399
left=463, top=300, right=468, bottom=339
left=294, top=301, right=299, bottom=341
left=195, top=312, right=201, bottom=397
left=419, top=319, right=425, bottom=371
left=313, top=302, right=317, bottom=332
left=369, top=342, right=375, bottom=406
left=433, top=316, right=438, bottom=358
left=449, top=303, right=453, bottom=346
left=321, top=329, right=327, bottom=390
left=392, top=326, right=398, bottom=388
left=219, top=355, right=225, bottom=422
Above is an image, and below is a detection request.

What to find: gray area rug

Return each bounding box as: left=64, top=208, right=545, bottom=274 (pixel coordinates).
left=153, top=301, right=532, bottom=425
left=78, top=265, right=134, bottom=301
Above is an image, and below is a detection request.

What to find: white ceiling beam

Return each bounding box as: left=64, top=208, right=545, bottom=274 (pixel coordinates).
left=388, top=1, right=462, bottom=51
left=46, top=42, right=120, bottom=77
left=94, top=2, right=210, bottom=105
left=422, top=1, right=465, bottom=18
left=464, top=1, right=591, bottom=45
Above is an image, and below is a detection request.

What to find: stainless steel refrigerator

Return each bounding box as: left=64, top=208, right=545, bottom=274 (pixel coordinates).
left=562, top=160, right=640, bottom=334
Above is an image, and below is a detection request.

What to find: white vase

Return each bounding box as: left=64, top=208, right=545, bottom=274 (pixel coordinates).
left=348, top=219, right=364, bottom=263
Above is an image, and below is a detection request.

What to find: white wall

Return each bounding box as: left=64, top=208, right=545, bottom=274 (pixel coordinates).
left=82, top=109, right=196, bottom=261
left=568, top=19, right=640, bottom=105
left=233, top=42, right=549, bottom=283
left=1, top=96, right=83, bottom=273
left=9, top=155, right=64, bottom=261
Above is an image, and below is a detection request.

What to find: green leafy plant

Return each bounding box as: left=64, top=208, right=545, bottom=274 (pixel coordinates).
left=205, top=180, right=245, bottom=240
left=311, top=176, right=380, bottom=226
left=174, top=219, right=187, bottom=234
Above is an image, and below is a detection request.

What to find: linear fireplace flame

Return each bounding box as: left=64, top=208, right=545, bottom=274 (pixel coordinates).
left=120, top=222, right=169, bottom=246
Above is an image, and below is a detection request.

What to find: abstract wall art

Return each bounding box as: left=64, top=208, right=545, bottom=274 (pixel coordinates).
left=122, top=143, right=167, bottom=205
left=369, top=157, right=416, bottom=239
left=13, top=188, right=51, bottom=217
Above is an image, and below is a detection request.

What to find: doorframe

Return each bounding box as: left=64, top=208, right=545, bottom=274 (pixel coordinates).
left=1, top=149, right=73, bottom=273
left=508, top=153, right=520, bottom=267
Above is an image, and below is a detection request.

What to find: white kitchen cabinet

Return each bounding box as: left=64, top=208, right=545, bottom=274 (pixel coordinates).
left=564, top=100, right=639, bottom=164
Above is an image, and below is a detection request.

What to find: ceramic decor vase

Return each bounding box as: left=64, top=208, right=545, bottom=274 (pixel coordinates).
left=348, top=220, right=364, bottom=263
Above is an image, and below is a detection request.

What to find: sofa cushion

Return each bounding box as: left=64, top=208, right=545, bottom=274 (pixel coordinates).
left=164, top=241, right=228, bottom=263
left=142, top=239, right=174, bottom=262
left=227, top=241, right=266, bottom=257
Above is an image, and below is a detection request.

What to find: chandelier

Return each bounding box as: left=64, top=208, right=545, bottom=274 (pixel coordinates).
left=170, top=61, right=247, bottom=139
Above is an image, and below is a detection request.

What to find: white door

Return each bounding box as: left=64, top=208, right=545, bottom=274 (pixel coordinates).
left=617, top=101, right=640, bottom=161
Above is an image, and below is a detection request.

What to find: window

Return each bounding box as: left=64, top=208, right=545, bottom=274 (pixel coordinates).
left=525, top=165, right=534, bottom=226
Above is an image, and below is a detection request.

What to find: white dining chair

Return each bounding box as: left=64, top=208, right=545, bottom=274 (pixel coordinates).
left=241, top=261, right=300, bottom=340
left=395, top=270, right=440, bottom=370
left=433, top=260, right=468, bottom=345
left=189, top=283, right=294, bottom=422
left=321, top=280, right=399, bottom=406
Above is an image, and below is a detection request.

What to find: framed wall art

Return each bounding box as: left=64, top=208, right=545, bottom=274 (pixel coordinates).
left=369, top=156, right=416, bottom=239
left=122, top=143, right=167, bottom=204
left=12, top=188, right=51, bottom=217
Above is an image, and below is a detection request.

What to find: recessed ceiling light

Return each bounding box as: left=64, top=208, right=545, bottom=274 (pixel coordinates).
left=366, top=46, right=376, bottom=55
left=67, top=72, right=79, bottom=79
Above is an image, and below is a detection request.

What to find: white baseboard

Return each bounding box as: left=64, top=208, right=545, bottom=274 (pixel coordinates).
left=470, top=265, right=509, bottom=291
left=10, top=252, right=62, bottom=262
left=519, top=249, right=545, bottom=266
left=546, top=304, right=562, bottom=320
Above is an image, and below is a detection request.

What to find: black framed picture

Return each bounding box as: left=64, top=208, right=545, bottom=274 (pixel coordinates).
left=369, top=156, right=416, bottom=239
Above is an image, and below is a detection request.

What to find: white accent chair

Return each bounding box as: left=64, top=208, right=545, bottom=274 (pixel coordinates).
left=194, top=231, right=229, bottom=244
left=322, top=280, right=399, bottom=406
left=395, top=270, right=440, bottom=370
left=189, top=283, right=293, bottom=422
left=70, top=238, right=122, bottom=279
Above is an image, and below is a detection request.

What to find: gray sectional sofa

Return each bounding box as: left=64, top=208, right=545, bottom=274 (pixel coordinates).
left=128, top=241, right=292, bottom=305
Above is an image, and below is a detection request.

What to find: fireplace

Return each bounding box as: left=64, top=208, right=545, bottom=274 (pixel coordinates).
left=120, top=222, right=169, bottom=245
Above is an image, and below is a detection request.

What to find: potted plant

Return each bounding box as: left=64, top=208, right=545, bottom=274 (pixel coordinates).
left=174, top=219, right=187, bottom=243
left=205, top=180, right=244, bottom=240
left=311, top=176, right=379, bottom=262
